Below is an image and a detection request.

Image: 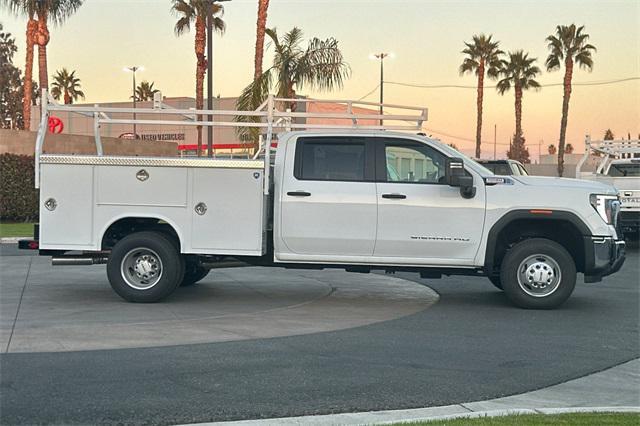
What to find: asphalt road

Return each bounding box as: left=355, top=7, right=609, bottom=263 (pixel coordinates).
left=1, top=246, right=638, bottom=425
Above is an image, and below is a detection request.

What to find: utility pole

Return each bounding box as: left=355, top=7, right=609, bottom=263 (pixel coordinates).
left=493, top=124, right=497, bottom=160
left=373, top=52, right=389, bottom=126
left=538, top=139, right=543, bottom=163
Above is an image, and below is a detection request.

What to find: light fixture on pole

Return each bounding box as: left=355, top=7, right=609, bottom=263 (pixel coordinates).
left=370, top=52, right=392, bottom=125
left=124, top=66, right=143, bottom=138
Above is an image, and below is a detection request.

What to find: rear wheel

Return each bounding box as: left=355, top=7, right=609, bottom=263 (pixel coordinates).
left=500, top=238, right=576, bottom=309
left=107, top=231, right=184, bottom=302
left=180, top=261, right=210, bottom=287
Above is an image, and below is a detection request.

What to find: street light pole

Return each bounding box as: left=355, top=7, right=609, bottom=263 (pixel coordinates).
left=125, top=66, right=142, bottom=138
left=374, top=52, right=389, bottom=126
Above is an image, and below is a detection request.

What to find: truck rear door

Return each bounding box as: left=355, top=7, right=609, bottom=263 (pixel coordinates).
left=278, top=136, right=377, bottom=259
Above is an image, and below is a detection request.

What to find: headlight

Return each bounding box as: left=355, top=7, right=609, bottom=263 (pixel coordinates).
left=590, top=194, right=620, bottom=225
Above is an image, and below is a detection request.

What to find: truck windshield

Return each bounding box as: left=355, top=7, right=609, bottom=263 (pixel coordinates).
left=607, top=163, right=640, bottom=177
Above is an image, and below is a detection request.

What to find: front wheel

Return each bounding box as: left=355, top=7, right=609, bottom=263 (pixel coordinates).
left=107, top=231, right=184, bottom=303
left=500, top=238, right=576, bottom=309
left=488, top=275, right=503, bottom=290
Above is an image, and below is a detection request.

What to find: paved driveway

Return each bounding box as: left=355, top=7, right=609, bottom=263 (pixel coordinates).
left=1, top=245, right=638, bottom=425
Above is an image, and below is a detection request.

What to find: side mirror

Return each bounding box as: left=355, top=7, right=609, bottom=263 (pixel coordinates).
left=445, top=157, right=476, bottom=199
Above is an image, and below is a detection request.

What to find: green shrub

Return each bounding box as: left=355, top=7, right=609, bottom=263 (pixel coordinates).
left=0, top=154, right=39, bottom=222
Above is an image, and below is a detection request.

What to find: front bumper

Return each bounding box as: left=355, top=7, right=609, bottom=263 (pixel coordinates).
left=619, top=211, right=640, bottom=232
left=583, top=236, right=626, bottom=283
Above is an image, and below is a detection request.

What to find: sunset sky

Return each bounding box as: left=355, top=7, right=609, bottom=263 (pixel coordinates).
left=2, top=0, right=639, bottom=159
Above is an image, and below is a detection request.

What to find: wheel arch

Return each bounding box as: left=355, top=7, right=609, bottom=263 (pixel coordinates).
left=99, top=214, right=185, bottom=252
left=484, top=210, right=591, bottom=275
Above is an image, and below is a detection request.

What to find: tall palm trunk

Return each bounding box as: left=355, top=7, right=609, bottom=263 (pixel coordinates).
left=254, top=0, right=270, bottom=80
left=195, top=16, right=206, bottom=157
left=557, top=58, right=573, bottom=177
left=287, top=83, right=296, bottom=112
left=64, top=91, right=71, bottom=105
left=475, top=60, right=485, bottom=158
left=36, top=12, right=50, bottom=90
left=22, top=18, right=37, bottom=130
left=514, top=84, right=523, bottom=147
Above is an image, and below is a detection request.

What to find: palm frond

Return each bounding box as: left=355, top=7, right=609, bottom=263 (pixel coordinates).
left=235, top=69, right=273, bottom=141
left=295, top=37, right=350, bottom=92
left=42, top=0, right=84, bottom=27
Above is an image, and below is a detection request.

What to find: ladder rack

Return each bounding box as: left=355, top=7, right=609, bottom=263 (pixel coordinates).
left=576, top=135, right=640, bottom=177
left=34, top=90, right=428, bottom=194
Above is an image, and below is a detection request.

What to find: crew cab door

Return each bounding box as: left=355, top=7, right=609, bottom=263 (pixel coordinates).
left=374, top=137, right=486, bottom=264
left=277, top=136, right=377, bottom=260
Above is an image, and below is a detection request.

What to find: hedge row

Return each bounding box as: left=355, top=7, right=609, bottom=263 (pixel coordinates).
left=0, top=154, right=39, bottom=222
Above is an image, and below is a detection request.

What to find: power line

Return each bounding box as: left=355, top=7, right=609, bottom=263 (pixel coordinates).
left=358, top=84, right=380, bottom=101
left=386, top=76, right=640, bottom=90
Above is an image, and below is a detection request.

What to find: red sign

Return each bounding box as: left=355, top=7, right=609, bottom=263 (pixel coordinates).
left=48, top=116, right=64, bottom=133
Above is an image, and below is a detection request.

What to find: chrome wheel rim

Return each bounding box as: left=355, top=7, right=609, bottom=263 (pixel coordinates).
left=517, top=254, right=561, bottom=297
left=120, top=248, right=163, bottom=290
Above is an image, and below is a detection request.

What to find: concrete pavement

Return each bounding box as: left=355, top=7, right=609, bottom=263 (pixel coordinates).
left=1, top=253, right=437, bottom=352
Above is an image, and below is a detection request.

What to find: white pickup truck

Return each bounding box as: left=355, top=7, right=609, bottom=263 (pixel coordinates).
left=20, top=93, right=626, bottom=309
left=576, top=136, right=640, bottom=239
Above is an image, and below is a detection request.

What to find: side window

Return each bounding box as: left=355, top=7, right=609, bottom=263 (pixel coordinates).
left=295, top=138, right=367, bottom=182
left=384, top=141, right=446, bottom=184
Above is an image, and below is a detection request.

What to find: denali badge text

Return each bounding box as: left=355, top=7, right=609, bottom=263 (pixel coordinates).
left=411, top=236, right=470, bottom=242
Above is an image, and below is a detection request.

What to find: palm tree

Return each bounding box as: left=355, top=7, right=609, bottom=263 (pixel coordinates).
left=545, top=24, right=596, bottom=176
left=3, top=0, right=82, bottom=126
left=172, top=0, right=225, bottom=156
left=254, top=0, right=270, bottom=80
left=459, top=34, right=503, bottom=158
left=496, top=50, right=541, bottom=155
left=3, top=0, right=38, bottom=129
left=134, top=81, right=159, bottom=101
left=604, top=129, right=614, bottom=140
left=50, top=67, right=84, bottom=104
left=565, top=143, right=574, bottom=154
left=236, top=27, right=350, bottom=145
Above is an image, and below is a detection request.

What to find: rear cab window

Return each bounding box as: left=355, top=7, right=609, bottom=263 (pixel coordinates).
left=294, top=137, right=374, bottom=182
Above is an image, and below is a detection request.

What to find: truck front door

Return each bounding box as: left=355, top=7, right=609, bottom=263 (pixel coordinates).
left=374, top=137, right=486, bottom=265
left=277, top=136, right=377, bottom=260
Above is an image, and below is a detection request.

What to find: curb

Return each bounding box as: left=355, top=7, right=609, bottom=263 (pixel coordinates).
left=183, top=406, right=640, bottom=426
left=0, top=237, right=26, bottom=244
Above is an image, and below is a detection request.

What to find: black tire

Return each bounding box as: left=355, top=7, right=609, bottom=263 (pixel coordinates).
left=488, top=275, right=503, bottom=290
left=180, top=262, right=210, bottom=287
left=500, top=238, right=576, bottom=309
left=107, top=231, right=184, bottom=303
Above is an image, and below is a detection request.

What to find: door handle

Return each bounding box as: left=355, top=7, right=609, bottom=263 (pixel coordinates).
left=287, top=191, right=311, bottom=197
left=382, top=193, right=407, bottom=199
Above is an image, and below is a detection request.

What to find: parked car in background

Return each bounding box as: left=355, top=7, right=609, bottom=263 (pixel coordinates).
left=477, top=159, right=529, bottom=176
